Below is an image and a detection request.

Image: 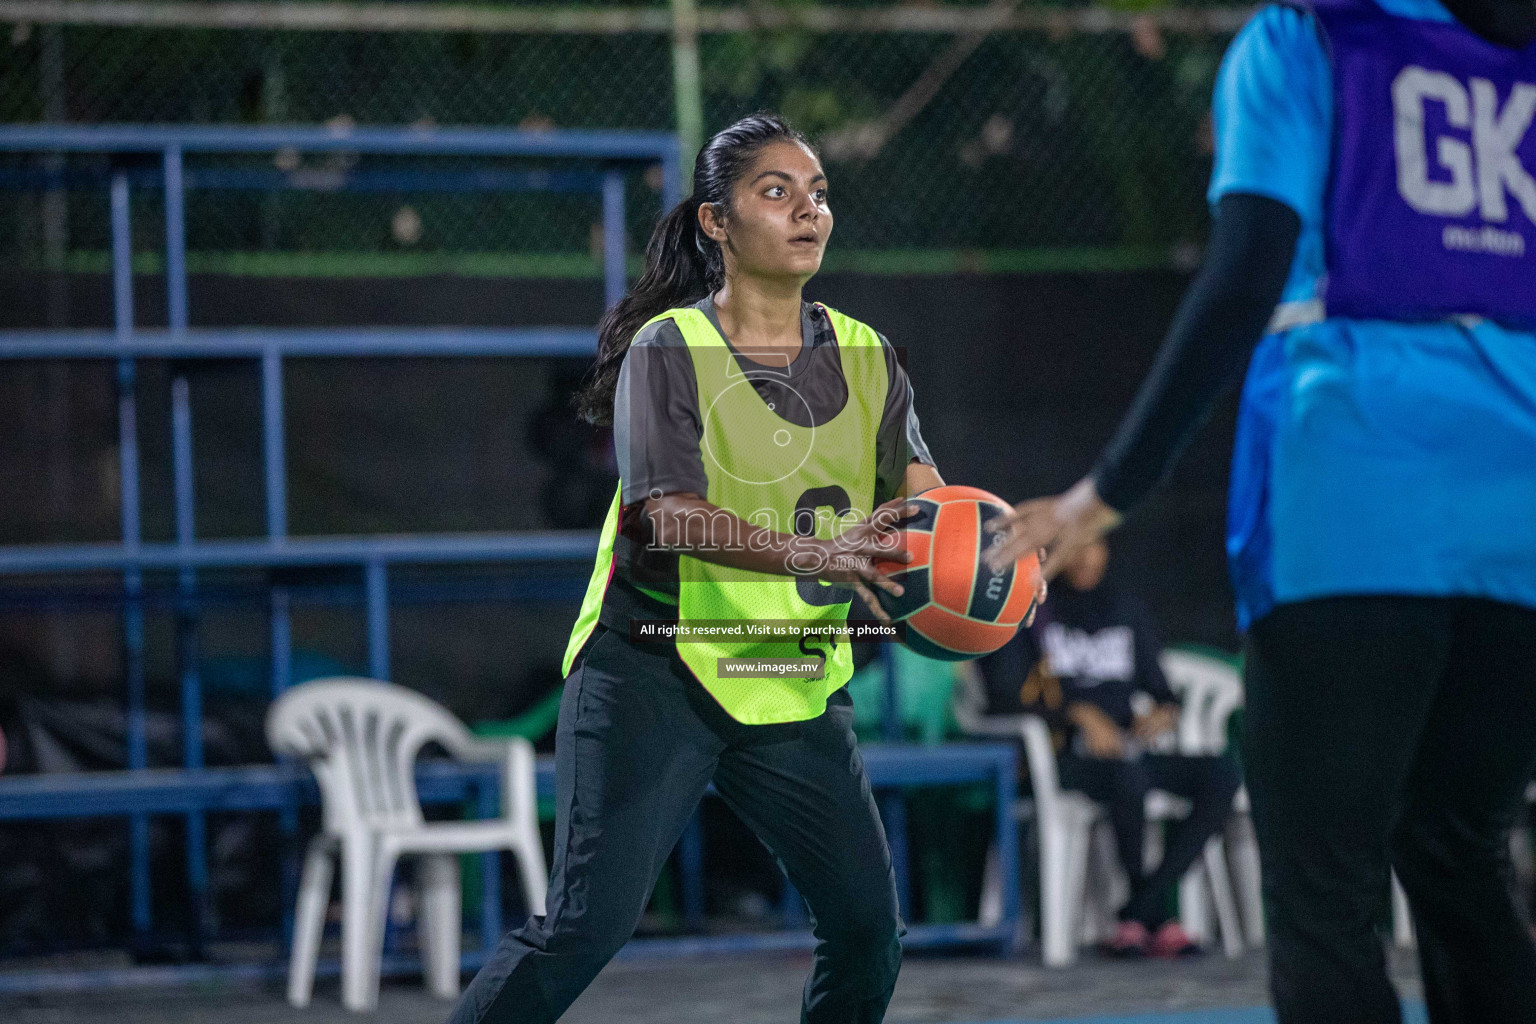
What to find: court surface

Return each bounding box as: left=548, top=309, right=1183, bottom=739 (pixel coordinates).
left=4, top=948, right=1424, bottom=1024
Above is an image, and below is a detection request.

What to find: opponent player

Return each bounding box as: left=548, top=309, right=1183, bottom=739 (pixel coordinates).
left=449, top=113, right=1023, bottom=1024
left=986, top=1, right=1536, bottom=1020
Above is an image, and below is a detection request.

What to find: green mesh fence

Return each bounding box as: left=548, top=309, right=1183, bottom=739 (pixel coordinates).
left=0, top=2, right=1250, bottom=275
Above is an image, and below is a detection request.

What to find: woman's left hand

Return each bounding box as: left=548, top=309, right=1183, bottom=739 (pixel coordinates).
left=816, top=496, right=915, bottom=624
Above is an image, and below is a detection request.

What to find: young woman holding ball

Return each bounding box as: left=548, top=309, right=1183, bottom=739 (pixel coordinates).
left=449, top=112, right=1041, bottom=1024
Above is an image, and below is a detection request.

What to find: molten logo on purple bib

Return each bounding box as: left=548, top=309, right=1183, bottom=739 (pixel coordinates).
left=1313, top=0, right=1536, bottom=328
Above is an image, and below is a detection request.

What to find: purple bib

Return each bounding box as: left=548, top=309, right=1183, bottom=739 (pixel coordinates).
left=1312, top=0, right=1536, bottom=329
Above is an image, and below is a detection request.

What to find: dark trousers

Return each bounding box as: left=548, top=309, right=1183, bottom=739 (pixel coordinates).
left=447, top=626, right=903, bottom=1024
left=1060, top=751, right=1241, bottom=929
left=1245, top=596, right=1536, bottom=1024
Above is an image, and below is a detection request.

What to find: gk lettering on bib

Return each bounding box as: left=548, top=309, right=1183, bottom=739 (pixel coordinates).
left=1313, top=0, right=1536, bottom=328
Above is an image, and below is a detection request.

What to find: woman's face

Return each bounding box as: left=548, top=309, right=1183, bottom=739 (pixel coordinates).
left=700, top=140, right=832, bottom=285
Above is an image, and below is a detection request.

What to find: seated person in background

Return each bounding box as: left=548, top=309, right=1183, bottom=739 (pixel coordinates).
left=979, top=538, right=1240, bottom=959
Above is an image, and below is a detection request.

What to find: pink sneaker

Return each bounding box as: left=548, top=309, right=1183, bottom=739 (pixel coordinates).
left=1148, top=920, right=1203, bottom=958
left=1099, top=919, right=1149, bottom=958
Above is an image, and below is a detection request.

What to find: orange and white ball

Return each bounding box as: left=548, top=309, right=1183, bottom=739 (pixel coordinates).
left=872, top=485, right=1042, bottom=661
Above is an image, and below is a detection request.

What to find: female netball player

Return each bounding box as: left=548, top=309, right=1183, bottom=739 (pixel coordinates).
left=986, top=1, right=1536, bottom=1021
left=449, top=113, right=1019, bottom=1024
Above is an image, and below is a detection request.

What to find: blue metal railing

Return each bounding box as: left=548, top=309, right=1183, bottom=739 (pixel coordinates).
left=0, top=743, right=1020, bottom=993
left=0, top=123, right=680, bottom=952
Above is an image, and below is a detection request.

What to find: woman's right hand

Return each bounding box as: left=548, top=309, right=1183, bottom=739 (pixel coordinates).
left=807, top=497, right=915, bottom=625
left=984, top=476, right=1123, bottom=580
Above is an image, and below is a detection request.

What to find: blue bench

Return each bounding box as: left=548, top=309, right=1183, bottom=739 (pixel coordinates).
left=0, top=741, right=1019, bottom=993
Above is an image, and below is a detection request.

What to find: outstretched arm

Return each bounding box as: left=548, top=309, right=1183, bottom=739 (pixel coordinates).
left=986, top=2, right=1329, bottom=576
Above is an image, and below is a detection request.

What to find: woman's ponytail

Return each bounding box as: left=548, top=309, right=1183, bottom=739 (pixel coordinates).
left=574, top=196, right=718, bottom=425
left=572, top=111, right=812, bottom=426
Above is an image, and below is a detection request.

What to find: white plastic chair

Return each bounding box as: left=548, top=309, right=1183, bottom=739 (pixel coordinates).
left=267, top=677, right=549, bottom=1012
left=954, top=671, right=1084, bottom=964
left=1019, top=715, right=1108, bottom=965
left=1016, top=711, right=1244, bottom=963
left=966, top=680, right=1244, bottom=963
left=1203, top=677, right=1265, bottom=948
left=1152, top=650, right=1246, bottom=957
left=1391, top=873, right=1415, bottom=948
left=971, top=712, right=1103, bottom=966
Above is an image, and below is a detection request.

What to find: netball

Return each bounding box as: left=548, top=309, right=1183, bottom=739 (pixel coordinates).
left=872, top=485, right=1043, bottom=661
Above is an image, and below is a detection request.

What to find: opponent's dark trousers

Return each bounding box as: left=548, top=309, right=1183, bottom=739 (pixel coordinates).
left=1245, top=596, right=1536, bottom=1024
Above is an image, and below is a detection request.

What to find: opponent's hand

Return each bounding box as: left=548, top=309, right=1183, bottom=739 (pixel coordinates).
left=983, top=476, right=1123, bottom=580
left=812, top=497, right=915, bottom=625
